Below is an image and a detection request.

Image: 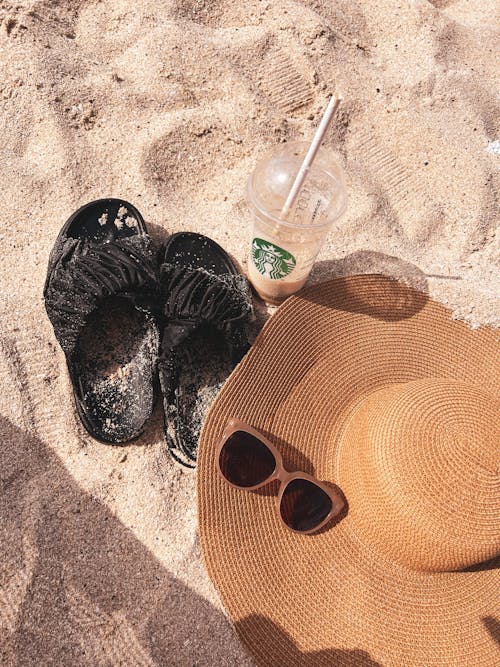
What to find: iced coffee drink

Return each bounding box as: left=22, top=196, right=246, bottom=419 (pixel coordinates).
left=246, top=142, right=347, bottom=305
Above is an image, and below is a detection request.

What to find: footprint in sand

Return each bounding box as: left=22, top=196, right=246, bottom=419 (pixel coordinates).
left=427, top=0, right=457, bottom=8
left=64, top=582, right=155, bottom=666
left=74, top=0, right=146, bottom=58
left=432, top=19, right=498, bottom=138
left=174, top=0, right=263, bottom=28
left=0, top=487, right=40, bottom=646
left=0, top=340, right=46, bottom=656
left=141, top=7, right=326, bottom=200
left=348, top=124, right=431, bottom=245
left=430, top=18, right=498, bottom=253
left=238, top=36, right=315, bottom=115
left=143, top=109, right=252, bottom=196
left=347, top=90, right=491, bottom=253
left=0, top=329, right=85, bottom=451
left=301, top=0, right=375, bottom=51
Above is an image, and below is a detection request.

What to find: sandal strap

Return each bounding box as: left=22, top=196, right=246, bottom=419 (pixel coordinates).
left=160, top=263, right=252, bottom=353
left=160, top=346, right=197, bottom=468
left=45, top=235, right=159, bottom=357
left=159, top=263, right=252, bottom=467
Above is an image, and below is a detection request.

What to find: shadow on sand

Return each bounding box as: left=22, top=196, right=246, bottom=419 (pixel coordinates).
left=0, top=415, right=377, bottom=666
left=248, top=250, right=431, bottom=338
left=307, top=250, right=429, bottom=322
left=0, top=415, right=250, bottom=666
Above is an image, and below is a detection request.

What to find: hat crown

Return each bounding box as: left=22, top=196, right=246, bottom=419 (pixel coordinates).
left=340, top=379, right=500, bottom=572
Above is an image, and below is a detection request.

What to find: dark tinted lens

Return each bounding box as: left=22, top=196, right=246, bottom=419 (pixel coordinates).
left=219, top=431, right=276, bottom=487
left=280, top=478, right=333, bottom=532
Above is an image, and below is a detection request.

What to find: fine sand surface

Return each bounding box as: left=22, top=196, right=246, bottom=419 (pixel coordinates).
left=0, top=1, right=498, bottom=664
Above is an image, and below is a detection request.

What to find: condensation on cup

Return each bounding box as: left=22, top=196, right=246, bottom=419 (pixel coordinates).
left=246, top=141, right=347, bottom=305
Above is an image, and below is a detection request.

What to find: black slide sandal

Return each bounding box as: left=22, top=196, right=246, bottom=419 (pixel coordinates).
left=44, top=198, right=160, bottom=444
left=158, top=232, right=252, bottom=467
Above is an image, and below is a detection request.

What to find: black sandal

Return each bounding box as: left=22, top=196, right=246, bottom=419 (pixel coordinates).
left=44, top=198, right=160, bottom=444
left=158, top=232, right=252, bottom=467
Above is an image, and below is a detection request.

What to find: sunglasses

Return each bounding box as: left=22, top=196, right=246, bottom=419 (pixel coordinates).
left=216, top=419, right=345, bottom=534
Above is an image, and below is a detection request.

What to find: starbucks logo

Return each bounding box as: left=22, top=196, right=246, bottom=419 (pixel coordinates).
left=252, top=238, right=296, bottom=280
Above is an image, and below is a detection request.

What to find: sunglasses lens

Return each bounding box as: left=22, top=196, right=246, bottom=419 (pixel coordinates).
left=280, top=478, right=333, bottom=532
left=219, top=430, right=276, bottom=488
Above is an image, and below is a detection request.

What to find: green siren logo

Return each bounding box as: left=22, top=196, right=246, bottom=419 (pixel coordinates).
left=252, top=238, right=296, bottom=280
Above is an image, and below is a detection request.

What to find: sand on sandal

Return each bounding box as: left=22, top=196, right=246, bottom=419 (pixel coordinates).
left=0, top=1, right=498, bottom=665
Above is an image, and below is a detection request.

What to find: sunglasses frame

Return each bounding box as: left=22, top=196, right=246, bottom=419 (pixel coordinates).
left=216, top=419, right=345, bottom=534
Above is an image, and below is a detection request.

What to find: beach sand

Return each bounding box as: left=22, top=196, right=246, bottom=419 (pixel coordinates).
left=0, top=1, right=498, bottom=664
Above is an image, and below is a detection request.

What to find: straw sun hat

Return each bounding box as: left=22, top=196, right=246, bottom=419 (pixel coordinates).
left=197, top=275, right=499, bottom=667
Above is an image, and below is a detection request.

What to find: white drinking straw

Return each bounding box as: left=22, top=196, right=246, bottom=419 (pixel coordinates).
left=280, top=93, right=343, bottom=221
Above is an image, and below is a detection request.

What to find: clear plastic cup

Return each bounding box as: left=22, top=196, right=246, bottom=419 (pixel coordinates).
left=246, top=141, right=347, bottom=305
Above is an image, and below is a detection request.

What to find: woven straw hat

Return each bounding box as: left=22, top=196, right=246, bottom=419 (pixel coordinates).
left=197, top=275, right=500, bottom=667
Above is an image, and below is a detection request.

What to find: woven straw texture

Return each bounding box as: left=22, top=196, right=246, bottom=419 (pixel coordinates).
left=197, top=275, right=500, bottom=667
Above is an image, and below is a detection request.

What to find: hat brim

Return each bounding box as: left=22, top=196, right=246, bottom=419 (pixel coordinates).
left=198, top=275, right=499, bottom=666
